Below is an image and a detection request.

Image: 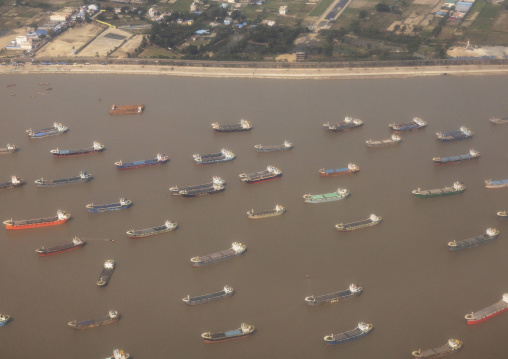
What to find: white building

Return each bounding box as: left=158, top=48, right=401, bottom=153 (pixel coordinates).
left=279, top=6, right=288, bottom=15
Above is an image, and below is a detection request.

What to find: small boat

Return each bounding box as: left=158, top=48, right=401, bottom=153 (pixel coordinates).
left=489, top=117, right=508, bottom=125
left=335, top=214, right=382, bottom=232
left=465, top=293, right=508, bottom=324
left=0, top=144, right=17, bottom=154
left=485, top=179, right=508, bottom=189
left=68, top=310, right=120, bottom=329
left=0, top=314, right=11, bottom=327
left=366, top=134, right=402, bottom=147
left=211, top=119, right=252, bottom=132
left=305, top=283, right=362, bottom=305
left=247, top=204, right=285, bottom=219
left=180, top=183, right=225, bottom=197
left=109, top=104, right=144, bottom=115
left=239, top=166, right=282, bottom=183
left=254, top=140, right=293, bottom=152
left=191, top=242, right=246, bottom=267
left=412, top=339, right=463, bottom=358
left=115, top=154, right=169, bottom=169
left=389, top=117, right=427, bottom=131
left=193, top=149, right=235, bottom=164
left=202, top=323, right=255, bottom=343
left=497, top=211, right=508, bottom=220
left=448, top=228, right=499, bottom=251
left=35, top=171, right=92, bottom=187
left=323, top=322, right=373, bottom=345
left=6, top=83, right=15, bottom=87
left=126, top=220, right=178, bottom=238
left=3, top=210, right=70, bottom=230
left=412, top=181, right=465, bottom=198
left=170, top=177, right=225, bottom=196
left=319, top=163, right=359, bottom=176
left=50, top=141, right=105, bottom=157
left=436, top=126, right=473, bottom=142
left=86, top=198, right=132, bottom=213
left=26, top=122, right=68, bottom=138
left=433, top=149, right=480, bottom=165
left=303, top=188, right=350, bottom=204
left=183, top=285, right=234, bottom=305
left=36, top=237, right=86, bottom=256
left=105, top=349, right=130, bottom=359
left=0, top=176, right=24, bottom=190
left=323, top=116, right=363, bottom=131
left=97, top=260, right=115, bottom=287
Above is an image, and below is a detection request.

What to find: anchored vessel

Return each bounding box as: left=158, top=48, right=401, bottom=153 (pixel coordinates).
left=115, top=153, right=169, bottom=169
left=180, top=183, right=225, bottom=197
left=323, top=116, right=363, bottom=131
left=127, top=220, right=177, bottom=238
left=86, top=198, right=132, bottom=213
left=305, top=283, right=362, bottom=305
left=193, top=149, right=235, bottom=164
left=319, top=163, right=359, bottom=176
left=109, top=104, right=144, bottom=115
left=36, top=237, right=86, bottom=256
left=336, top=214, right=382, bottom=232
left=0, top=176, right=24, bottom=190
left=485, top=179, right=508, bottom=189
left=35, top=171, right=92, bottom=187
left=436, top=126, right=473, bottom=142
left=254, top=140, right=293, bottom=152
left=183, top=285, right=234, bottom=305
left=212, top=119, right=252, bottom=132
left=170, top=177, right=225, bottom=196
left=498, top=211, right=508, bottom=220
left=412, top=339, right=463, bottom=358
left=105, top=349, right=130, bottom=359
left=202, top=323, right=255, bottom=343
left=448, top=228, right=499, bottom=251
left=27, top=122, right=68, bottom=138
left=0, top=144, right=17, bottom=154
left=247, top=204, right=285, bottom=219
left=489, top=117, right=508, bottom=125
left=324, top=322, right=373, bottom=345
left=51, top=141, right=105, bottom=157
left=4, top=210, right=70, bottom=230
left=303, top=188, right=350, bottom=203
left=97, top=260, right=115, bottom=286
left=433, top=149, right=479, bottom=165
left=191, top=242, right=246, bottom=267
left=465, top=293, right=508, bottom=324
left=68, top=310, right=119, bottom=329
left=239, top=166, right=282, bottom=183
left=412, top=182, right=465, bottom=198
left=366, top=134, right=402, bottom=147
left=389, top=117, right=427, bottom=131
left=0, top=314, right=11, bottom=327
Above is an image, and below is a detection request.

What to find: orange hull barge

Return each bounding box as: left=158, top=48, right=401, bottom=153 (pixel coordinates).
left=3, top=210, right=70, bottom=230
left=109, top=104, right=144, bottom=115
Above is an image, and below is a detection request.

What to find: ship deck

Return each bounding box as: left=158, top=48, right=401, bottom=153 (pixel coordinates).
left=13, top=216, right=58, bottom=225
left=314, top=290, right=349, bottom=302
left=76, top=315, right=111, bottom=326
left=340, top=218, right=373, bottom=230
left=131, top=225, right=166, bottom=235
left=455, top=233, right=491, bottom=247
left=440, top=154, right=472, bottom=162
left=418, top=344, right=453, bottom=357
left=189, top=290, right=226, bottom=302
left=331, top=327, right=362, bottom=341
left=323, top=168, right=347, bottom=174
left=244, top=170, right=275, bottom=181
left=250, top=209, right=277, bottom=216
left=216, top=124, right=243, bottom=131
left=183, top=186, right=221, bottom=196
left=471, top=301, right=507, bottom=318
left=199, top=248, right=236, bottom=262
left=180, top=182, right=213, bottom=191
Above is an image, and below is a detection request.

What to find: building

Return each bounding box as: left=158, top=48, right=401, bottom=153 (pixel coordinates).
left=5, top=35, right=33, bottom=50
left=279, top=6, right=288, bottom=15
left=296, top=51, right=306, bottom=61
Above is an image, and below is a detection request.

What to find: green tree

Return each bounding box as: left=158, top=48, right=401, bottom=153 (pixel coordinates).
left=375, top=3, right=390, bottom=12
left=359, top=10, right=368, bottom=19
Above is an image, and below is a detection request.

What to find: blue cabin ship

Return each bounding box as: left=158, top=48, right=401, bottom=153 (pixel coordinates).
left=26, top=122, right=68, bottom=138
left=433, top=149, right=479, bottom=165
left=86, top=198, right=132, bottom=213
left=436, top=126, right=473, bottom=142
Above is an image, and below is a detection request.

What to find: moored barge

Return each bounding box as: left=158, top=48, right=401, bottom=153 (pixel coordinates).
left=97, top=260, right=115, bottom=287
left=324, top=322, right=373, bottom=345
left=36, top=237, right=86, bottom=256
left=0, top=314, right=10, bottom=327
left=323, top=117, right=363, bottom=131
left=389, top=117, right=427, bottom=131
left=303, top=188, right=350, bottom=203
left=183, top=285, right=234, bottom=305
left=51, top=141, right=105, bottom=157
left=433, top=149, right=479, bottom=165
left=465, top=293, right=508, bottom=324
left=0, top=176, right=24, bottom=190
left=180, top=183, right=225, bottom=197
left=212, top=119, right=252, bottom=132
left=191, top=242, right=246, bottom=267
left=0, top=144, right=17, bottom=154
left=489, top=117, right=508, bottom=125
left=68, top=310, right=119, bottom=329
left=497, top=211, right=508, bottom=220
left=305, top=283, right=362, bottom=305
left=105, top=349, right=130, bottom=359
left=412, top=339, right=463, bottom=358
left=27, top=122, right=68, bottom=138
left=247, top=204, right=285, bottom=219
left=35, top=171, right=92, bottom=187
left=109, top=104, right=144, bottom=115
left=485, top=179, right=508, bottom=189
left=115, top=154, right=169, bottom=169
left=336, top=214, right=382, bottom=232
left=193, top=149, right=235, bottom=164
left=436, top=126, right=473, bottom=142
left=239, top=166, right=282, bottom=183
left=86, top=198, right=132, bottom=213
left=3, top=210, right=70, bottom=230
left=202, top=323, right=255, bottom=343
left=412, top=182, right=465, bottom=198
left=448, top=228, right=499, bottom=251
left=366, top=134, right=402, bottom=147
left=170, top=177, right=225, bottom=196
left=127, top=220, right=178, bottom=238
left=319, top=163, right=359, bottom=176
left=254, top=140, right=293, bottom=152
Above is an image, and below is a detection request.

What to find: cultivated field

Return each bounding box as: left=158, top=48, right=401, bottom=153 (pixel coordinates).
left=111, top=34, right=143, bottom=58
left=79, top=27, right=132, bottom=58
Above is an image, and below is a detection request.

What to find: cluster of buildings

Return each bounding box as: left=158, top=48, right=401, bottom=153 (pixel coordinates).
left=437, top=0, right=475, bottom=20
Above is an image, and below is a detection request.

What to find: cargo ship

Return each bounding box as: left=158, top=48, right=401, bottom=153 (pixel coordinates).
left=4, top=210, right=70, bottom=230
left=254, top=140, right=293, bottom=152
left=239, top=166, right=282, bottom=183
left=191, top=242, right=246, bottom=267
left=389, top=117, right=427, bottom=131
left=336, top=214, right=382, bottom=232
left=183, top=285, right=234, bottom=305
left=485, top=179, right=508, bottom=189
left=436, top=126, right=473, bottom=142
left=305, top=283, right=362, bottom=305
left=193, top=149, right=235, bottom=164
left=211, top=119, right=252, bottom=132
left=180, top=183, right=225, bottom=197
left=366, top=134, right=402, bottom=147
left=127, top=220, right=178, bottom=238
left=0, top=314, right=11, bottom=327
left=36, top=237, right=86, bottom=256
left=498, top=211, right=508, bottom=220
left=35, top=171, right=92, bottom=187
left=319, top=163, right=359, bottom=176
left=109, top=104, right=144, bottom=115
left=412, top=181, right=465, bottom=198
left=0, top=144, right=17, bottom=154
left=303, top=188, right=350, bottom=203
left=489, top=117, right=508, bottom=125
left=0, top=176, right=24, bottom=190
left=202, top=323, right=255, bottom=343
left=105, top=349, right=130, bottom=359
left=247, top=204, right=285, bottom=219
left=323, top=116, right=363, bottom=131
left=412, top=339, right=463, bottom=358
left=68, top=310, right=120, bottom=329
left=86, top=198, right=132, bottom=213
left=170, top=177, right=225, bottom=196
left=433, top=149, right=479, bottom=165
left=50, top=141, right=105, bottom=157
left=448, top=228, right=499, bottom=251
left=97, top=260, right=115, bottom=287
left=26, top=122, right=68, bottom=138
left=465, top=293, right=508, bottom=324
left=323, top=322, right=373, bottom=345
left=115, top=154, right=169, bottom=169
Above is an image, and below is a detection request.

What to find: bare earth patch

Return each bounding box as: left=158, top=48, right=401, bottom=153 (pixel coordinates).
left=79, top=27, right=133, bottom=58
left=112, top=34, right=143, bottom=58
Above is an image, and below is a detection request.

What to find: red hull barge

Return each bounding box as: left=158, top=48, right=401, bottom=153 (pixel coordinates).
left=36, top=237, right=86, bottom=256
left=465, top=293, right=508, bottom=324
left=4, top=210, right=70, bottom=230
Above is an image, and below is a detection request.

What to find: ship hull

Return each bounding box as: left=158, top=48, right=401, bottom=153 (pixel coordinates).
left=5, top=218, right=69, bottom=230
left=438, top=135, right=472, bottom=142
left=466, top=307, right=508, bottom=324
left=192, top=255, right=239, bottom=267
left=195, top=157, right=233, bottom=165
left=325, top=329, right=372, bottom=345
left=185, top=291, right=234, bottom=305
left=412, top=189, right=465, bottom=198
left=36, top=243, right=86, bottom=256
left=336, top=223, right=380, bottom=232
left=87, top=204, right=131, bottom=213
left=35, top=177, right=92, bottom=187
left=128, top=228, right=174, bottom=238
left=203, top=333, right=253, bottom=343
left=0, top=181, right=24, bottom=190
left=116, top=159, right=169, bottom=169
left=70, top=317, right=119, bottom=329
left=498, top=213, right=508, bottom=220
left=180, top=187, right=225, bottom=197
left=241, top=174, right=282, bottom=183
left=306, top=289, right=362, bottom=306
left=248, top=212, right=284, bottom=219
left=109, top=105, right=144, bottom=115
left=52, top=149, right=104, bottom=157
left=448, top=234, right=498, bottom=251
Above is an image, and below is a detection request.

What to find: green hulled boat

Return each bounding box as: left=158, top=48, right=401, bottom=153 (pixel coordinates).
left=303, top=188, right=350, bottom=203
left=412, top=181, right=465, bottom=198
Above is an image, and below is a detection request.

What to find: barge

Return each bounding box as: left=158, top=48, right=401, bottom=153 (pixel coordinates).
left=211, top=119, right=252, bottom=132
left=0, top=176, right=24, bottom=190
left=305, top=283, right=362, bottom=305
left=27, top=122, right=68, bottom=138
left=105, top=350, right=130, bottom=359
left=35, top=171, right=92, bottom=187
left=127, top=220, right=178, bottom=238
left=202, top=323, right=255, bottom=343
left=97, top=260, right=115, bottom=287
left=183, top=285, right=234, bottom=305
left=489, top=117, right=508, bottom=125
left=319, top=163, right=359, bottom=176
left=254, top=140, right=293, bottom=152
left=193, top=149, right=235, bottom=164
left=68, top=310, right=119, bottom=329
left=485, top=179, right=508, bottom=189
left=50, top=141, right=105, bottom=157
left=86, top=198, right=132, bottom=213
left=389, top=117, right=427, bottom=131
left=115, top=153, right=169, bottom=169
left=0, top=144, right=17, bottom=154
left=303, top=188, right=350, bottom=203
left=247, top=204, right=285, bottom=219
left=180, top=183, right=225, bottom=197
left=36, top=237, right=86, bottom=256
left=324, top=322, right=373, bottom=345
left=436, top=126, right=473, bottom=142
left=336, top=214, right=382, bottom=232
left=109, top=104, right=144, bottom=115
left=412, top=182, right=465, bottom=198
left=366, top=134, right=402, bottom=147
left=4, top=210, right=70, bottom=230
left=239, top=166, right=282, bottom=183
left=0, top=314, right=10, bottom=327
left=323, top=116, right=363, bottom=131
left=497, top=211, right=508, bottom=220
left=191, top=242, right=246, bottom=267
left=412, top=339, right=463, bottom=358
left=170, top=177, right=225, bottom=196
left=448, top=228, right=499, bottom=251
left=433, top=149, right=479, bottom=165
left=465, top=293, right=508, bottom=324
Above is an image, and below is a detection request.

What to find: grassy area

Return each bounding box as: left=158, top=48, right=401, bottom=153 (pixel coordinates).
left=140, top=44, right=175, bottom=58
left=309, top=0, right=335, bottom=17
